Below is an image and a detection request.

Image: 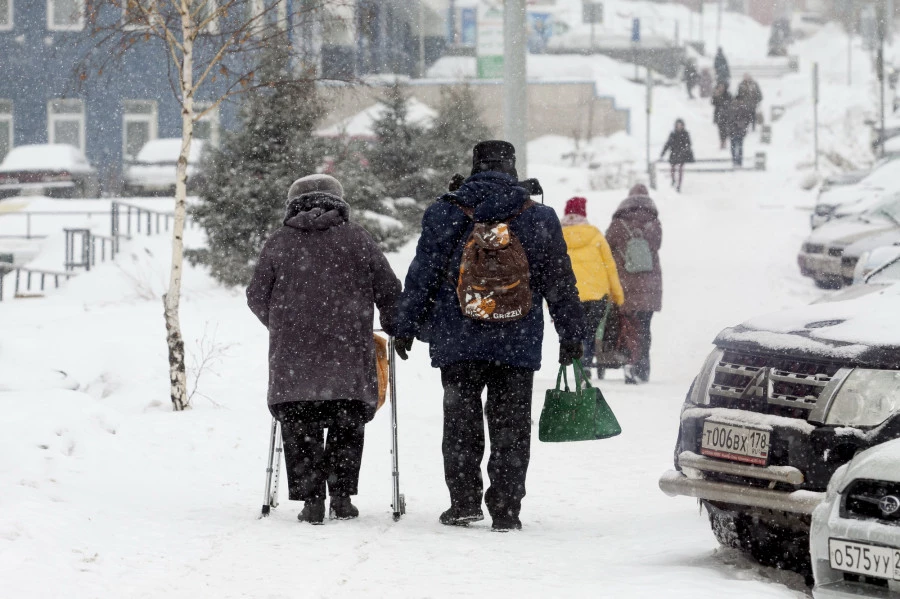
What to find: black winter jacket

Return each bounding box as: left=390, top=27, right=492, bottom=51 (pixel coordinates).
left=661, top=130, right=694, bottom=165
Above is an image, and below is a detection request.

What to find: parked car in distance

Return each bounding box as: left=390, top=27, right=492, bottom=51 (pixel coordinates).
left=811, top=438, right=900, bottom=598
left=839, top=230, right=900, bottom=285
left=0, top=144, right=99, bottom=200
left=813, top=158, right=900, bottom=229
left=800, top=195, right=900, bottom=288
left=659, top=284, right=900, bottom=575
left=122, top=139, right=205, bottom=196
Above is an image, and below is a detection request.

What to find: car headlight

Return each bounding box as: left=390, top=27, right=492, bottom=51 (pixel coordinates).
left=687, top=347, right=723, bottom=405
left=853, top=251, right=871, bottom=283
left=825, top=369, right=900, bottom=427
left=826, top=463, right=850, bottom=499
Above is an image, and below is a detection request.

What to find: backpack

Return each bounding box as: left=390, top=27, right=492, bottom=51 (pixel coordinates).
left=621, top=222, right=654, bottom=274
left=454, top=200, right=536, bottom=322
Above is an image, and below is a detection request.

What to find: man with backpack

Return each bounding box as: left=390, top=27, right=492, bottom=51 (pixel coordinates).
left=606, top=184, right=662, bottom=385
left=394, top=140, right=585, bottom=532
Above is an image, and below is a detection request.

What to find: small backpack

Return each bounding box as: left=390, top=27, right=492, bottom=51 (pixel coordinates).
left=621, top=222, right=654, bottom=274
left=455, top=201, right=536, bottom=322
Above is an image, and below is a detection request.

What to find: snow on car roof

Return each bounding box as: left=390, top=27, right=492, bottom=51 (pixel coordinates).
left=0, top=144, right=94, bottom=173
left=135, top=138, right=205, bottom=164
left=316, top=98, right=437, bottom=139
left=838, top=438, right=900, bottom=490
left=719, top=283, right=900, bottom=356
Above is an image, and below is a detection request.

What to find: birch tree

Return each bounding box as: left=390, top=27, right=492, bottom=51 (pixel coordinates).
left=80, top=1, right=346, bottom=410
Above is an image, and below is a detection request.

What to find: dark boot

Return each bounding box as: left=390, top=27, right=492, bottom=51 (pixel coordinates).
left=329, top=496, right=359, bottom=520
left=298, top=499, right=325, bottom=524
left=491, top=516, right=522, bottom=532
left=439, top=505, right=484, bottom=527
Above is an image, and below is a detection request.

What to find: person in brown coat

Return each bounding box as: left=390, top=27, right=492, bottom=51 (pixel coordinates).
left=247, top=174, right=402, bottom=524
left=605, top=184, right=662, bottom=384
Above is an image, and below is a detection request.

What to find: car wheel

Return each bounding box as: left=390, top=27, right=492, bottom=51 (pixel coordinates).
left=814, top=278, right=842, bottom=290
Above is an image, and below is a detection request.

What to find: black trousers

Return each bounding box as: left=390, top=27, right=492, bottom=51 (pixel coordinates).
left=440, top=361, right=534, bottom=520
left=581, top=298, right=609, bottom=364
left=632, top=311, right=654, bottom=382
left=270, top=400, right=366, bottom=502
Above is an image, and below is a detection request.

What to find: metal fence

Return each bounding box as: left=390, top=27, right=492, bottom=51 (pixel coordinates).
left=63, top=228, right=130, bottom=272
left=0, top=261, right=75, bottom=301
left=0, top=210, right=110, bottom=240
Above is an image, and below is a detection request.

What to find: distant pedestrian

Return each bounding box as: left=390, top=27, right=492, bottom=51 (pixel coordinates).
left=712, top=82, right=732, bottom=150
left=714, top=47, right=731, bottom=86
left=659, top=119, right=694, bottom=193
left=736, top=73, right=763, bottom=131
left=394, top=140, right=585, bottom=532
left=246, top=174, right=402, bottom=525
left=561, top=196, right=625, bottom=378
left=727, top=97, right=753, bottom=167
left=606, top=184, right=662, bottom=385
left=699, top=68, right=714, bottom=98
left=683, top=59, right=699, bottom=99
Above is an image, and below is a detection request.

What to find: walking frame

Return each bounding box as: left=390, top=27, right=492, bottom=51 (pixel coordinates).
left=259, top=334, right=406, bottom=521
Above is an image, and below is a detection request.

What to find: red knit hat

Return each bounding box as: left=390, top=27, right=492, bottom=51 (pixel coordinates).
left=565, top=197, right=587, bottom=217
left=628, top=184, right=650, bottom=197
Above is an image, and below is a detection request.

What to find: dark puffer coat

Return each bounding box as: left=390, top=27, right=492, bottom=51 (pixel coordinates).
left=727, top=99, right=754, bottom=138
left=247, top=193, right=402, bottom=419
left=606, top=193, right=663, bottom=313
left=661, top=129, right=694, bottom=165
left=394, top=171, right=585, bottom=371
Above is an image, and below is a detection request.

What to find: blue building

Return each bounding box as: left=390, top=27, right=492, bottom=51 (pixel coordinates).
left=0, top=1, right=447, bottom=191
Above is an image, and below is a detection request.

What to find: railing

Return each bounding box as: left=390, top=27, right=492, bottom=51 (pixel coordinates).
left=63, top=228, right=130, bottom=272
left=0, top=261, right=75, bottom=301
left=0, top=210, right=110, bottom=240
left=111, top=201, right=185, bottom=242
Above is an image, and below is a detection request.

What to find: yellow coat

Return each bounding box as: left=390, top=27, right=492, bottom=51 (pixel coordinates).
left=562, top=222, right=625, bottom=305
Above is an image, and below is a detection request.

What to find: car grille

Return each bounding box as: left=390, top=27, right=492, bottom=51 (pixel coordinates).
left=804, top=243, right=825, bottom=254
left=842, top=479, right=900, bottom=525
left=707, top=350, right=841, bottom=419
left=828, top=247, right=844, bottom=257
left=841, top=256, right=858, bottom=268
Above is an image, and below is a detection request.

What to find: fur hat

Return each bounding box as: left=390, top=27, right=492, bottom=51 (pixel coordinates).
left=471, top=140, right=517, bottom=177
left=564, top=197, right=587, bottom=217
left=628, top=184, right=650, bottom=198
left=287, top=174, right=344, bottom=202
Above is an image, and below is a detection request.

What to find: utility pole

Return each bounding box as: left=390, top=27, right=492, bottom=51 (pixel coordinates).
left=813, top=62, right=820, bottom=171
left=877, top=1, right=887, bottom=158
left=715, top=0, right=722, bottom=50
left=449, top=0, right=457, bottom=45
left=418, top=1, right=426, bottom=78
left=848, top=28, right=852, bottom=86
left=646, top=67, right=654, bottom=187
left=504, top=0, right=528, bottom=177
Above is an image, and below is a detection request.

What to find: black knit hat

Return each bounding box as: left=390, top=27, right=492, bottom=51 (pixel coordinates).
left=471, top=140, right=517, bottom=177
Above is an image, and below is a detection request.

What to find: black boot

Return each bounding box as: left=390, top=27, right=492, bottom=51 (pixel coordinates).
left=298, top=499, right=325, bottom=524
left=491, top=516, right=522, bottom=532
left=439, top=505, right=484, bottom=527
left=329, top=496, right=359, bottom=520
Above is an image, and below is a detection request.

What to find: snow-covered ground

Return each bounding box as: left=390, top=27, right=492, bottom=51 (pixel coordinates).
left=1, top=17, right=892, bottom=599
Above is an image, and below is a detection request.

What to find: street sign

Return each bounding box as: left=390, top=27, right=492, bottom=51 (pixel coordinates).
left=477, top=1, right=504, bottom=79
left=583, top=2, right=603, bottom=25
left=632, top=18, right=641, bottom=43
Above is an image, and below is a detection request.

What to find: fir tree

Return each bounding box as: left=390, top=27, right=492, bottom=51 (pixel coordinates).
left=428, top=84, right=494, bottom=180
left=188, top=46, right=325, bottom=287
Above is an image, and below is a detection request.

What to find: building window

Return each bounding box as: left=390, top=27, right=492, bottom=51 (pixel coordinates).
left=48, top=0, right=85, bottom=31
left=247, top=0, right=287, bottom=34
left=122, top=0, right=158, bottom=31
left=0, top=0, right=13, bottom=31
left=196, top=0, right=218, bottom=34
left=48, top=99, right=85, bottom=152
left=193, top=102, right=219, bottom=147
left=123, top=100, right=158, bottom=161
left=0, top=100, right=12, bottom=162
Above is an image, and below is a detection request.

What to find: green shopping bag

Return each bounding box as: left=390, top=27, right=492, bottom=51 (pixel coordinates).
left=594, top=301, right=611, bottom=344
left=538, top=359, right=622, bottom=442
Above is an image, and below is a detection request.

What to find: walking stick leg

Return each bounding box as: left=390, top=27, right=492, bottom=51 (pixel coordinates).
left=389, top=337, right=405, bottom=520
left=260, top=417, right=279, bottom=517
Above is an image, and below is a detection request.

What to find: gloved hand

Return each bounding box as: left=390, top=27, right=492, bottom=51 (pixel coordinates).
left=559, top=341, right=583, bottom=366
left=394, top=337, right=414, bottom=361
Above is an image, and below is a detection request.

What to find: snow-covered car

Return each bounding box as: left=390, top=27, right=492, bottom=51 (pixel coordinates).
left=659, top=284, right=900, bottom=574
left=839, top=230, right=900, bottom=285
left=0, top=144, right=100, bottom=200
left=122, top=139, right=205, bottom=196
left=810, top=438, right=900, bottom=597
left=799, top=195, right=900, bottom=288
left=813, top=158, right=900, bottom=229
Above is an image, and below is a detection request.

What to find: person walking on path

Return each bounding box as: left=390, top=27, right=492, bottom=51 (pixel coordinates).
left=606, top=184, right=662, bottom=385
left=727, top=97, right=753, bottom=167
left=247, top=174, right=402, bottom=525
left=659, top=119, right=694, bottom=193
left=699, top=68, right=714, bottom=98
left=736, top=73, right=763, bottom=131
left=714, top=47, right=731, bottom=86
left=683, top=59, right=699, bottom=99
left=394, top=140, right=586, bottom=532
left=561, top=196, right=625, bottom=377
left=712, top=82, right=732, bottom=150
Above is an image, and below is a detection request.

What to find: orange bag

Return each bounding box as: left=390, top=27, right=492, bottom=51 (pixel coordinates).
left=374, top=334, right=390, bottom=410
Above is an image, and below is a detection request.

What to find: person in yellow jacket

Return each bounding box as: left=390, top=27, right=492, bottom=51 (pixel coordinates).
left=561, top=197, right=625, bottom=376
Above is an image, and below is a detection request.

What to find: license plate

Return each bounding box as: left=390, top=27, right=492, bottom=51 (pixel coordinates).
left=829, top=539, right=900, bottom=581
left=700, top=421, right=770, bottom=466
